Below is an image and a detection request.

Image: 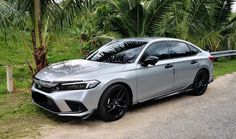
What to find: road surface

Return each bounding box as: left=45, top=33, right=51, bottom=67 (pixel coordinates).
left=39, top=73, right=236, bottom=139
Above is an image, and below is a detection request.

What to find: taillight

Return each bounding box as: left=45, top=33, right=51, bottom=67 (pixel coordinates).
left=209, top=55, right=215, bottom=62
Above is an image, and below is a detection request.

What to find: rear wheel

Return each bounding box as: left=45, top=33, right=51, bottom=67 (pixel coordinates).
left=191, top=69, right=209, bottom=95
left=98, top=84, right=130, bottom=122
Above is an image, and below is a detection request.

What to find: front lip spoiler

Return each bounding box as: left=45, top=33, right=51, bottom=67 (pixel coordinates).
left=209, top=78, right=214, bottom=84
left=32, top=100, right=93, bottom=119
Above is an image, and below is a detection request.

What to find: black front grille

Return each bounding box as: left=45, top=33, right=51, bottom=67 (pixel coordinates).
left=32, top=91, right=60, bottom=112
left=35, top=83, right=57, bottom=93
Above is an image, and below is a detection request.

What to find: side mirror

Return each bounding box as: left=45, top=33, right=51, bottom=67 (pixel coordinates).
left=141, top=56, right=159, bottom=67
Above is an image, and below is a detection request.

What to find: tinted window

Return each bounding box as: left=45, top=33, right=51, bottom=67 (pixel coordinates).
left=169, top=41, right=191, bottom=58
left=188, top=44, right=200, bottom=55
left=140, top=41, right=169, bottom=62
left=87, top=41, right=147, bottom=63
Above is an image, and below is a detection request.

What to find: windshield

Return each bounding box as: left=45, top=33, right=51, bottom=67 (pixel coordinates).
left=87, top=40, right=147, bottom=63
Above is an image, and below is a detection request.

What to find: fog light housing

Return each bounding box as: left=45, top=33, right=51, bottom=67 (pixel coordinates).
left=65, top=100, right=88, bottom=112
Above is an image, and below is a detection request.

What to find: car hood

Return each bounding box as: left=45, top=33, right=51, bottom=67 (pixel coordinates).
left=35, top=59, right=125, bottom=82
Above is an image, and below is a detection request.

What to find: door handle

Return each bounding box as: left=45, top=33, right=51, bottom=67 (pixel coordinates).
left=165, top=64, right=173, bottom=69
left=191, top=60, right=198, bottom=64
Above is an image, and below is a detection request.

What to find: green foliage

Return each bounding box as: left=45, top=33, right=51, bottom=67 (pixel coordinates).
left=0, top=29, right=33, bottom=65
left=1, top=0, right=236, bottom=57
left=0, top=31, right=85, bottom=93
left=86, top=0, right=236, bottom=51
left=164, top=0, right=236, bottom=51
left=106, top=0, right=175, bottom=37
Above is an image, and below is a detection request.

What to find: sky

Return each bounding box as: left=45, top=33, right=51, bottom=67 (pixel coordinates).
left=233, top=2, right=236, bottom=12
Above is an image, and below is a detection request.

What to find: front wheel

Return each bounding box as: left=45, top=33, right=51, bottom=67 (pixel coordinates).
left=191, top=70, right=209, bottom=95
left=98, top=84, right=130, bottom=122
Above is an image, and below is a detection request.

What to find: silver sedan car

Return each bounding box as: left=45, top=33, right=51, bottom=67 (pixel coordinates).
left=32, top=38, right=214, bottom=121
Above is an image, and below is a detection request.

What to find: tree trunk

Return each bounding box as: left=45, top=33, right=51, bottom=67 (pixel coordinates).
left=33, top=46, right=48, bottom=72
left=30, top=30, right=48, bottom=75
left=29, top=0, right=48, bottom=74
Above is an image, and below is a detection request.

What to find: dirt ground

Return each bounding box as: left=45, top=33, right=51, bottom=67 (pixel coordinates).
left=39, top=73, right=236, bottom=139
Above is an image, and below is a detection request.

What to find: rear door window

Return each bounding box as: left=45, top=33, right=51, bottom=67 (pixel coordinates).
left=169, top=41, right=192, bottom=58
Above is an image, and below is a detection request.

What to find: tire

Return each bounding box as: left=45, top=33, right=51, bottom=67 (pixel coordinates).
left=191, top=69, right=209, bottom=96
left=98, top=84, right=130, bottom=122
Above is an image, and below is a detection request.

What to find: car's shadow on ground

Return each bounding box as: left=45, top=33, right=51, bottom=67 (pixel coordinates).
left=43, top=91, right=194, bottom=124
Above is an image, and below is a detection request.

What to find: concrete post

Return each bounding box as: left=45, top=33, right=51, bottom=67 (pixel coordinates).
left=6, top=65, right=13, bottom=93
left=227, top=37, right=231, bottom=50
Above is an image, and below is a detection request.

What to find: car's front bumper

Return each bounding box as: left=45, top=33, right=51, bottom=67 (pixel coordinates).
left=31, top=84, right=102, bottom=117
left=32, top=99, right=92, bottom=117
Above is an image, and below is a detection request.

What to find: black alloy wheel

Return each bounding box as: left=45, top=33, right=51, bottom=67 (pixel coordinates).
left=98, top=84, right=130, bottom=122
left=191, top=69, right=209, bottom=95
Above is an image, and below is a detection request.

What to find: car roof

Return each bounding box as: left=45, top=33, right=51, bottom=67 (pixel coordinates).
left=117, top=37, right=184, bottom=43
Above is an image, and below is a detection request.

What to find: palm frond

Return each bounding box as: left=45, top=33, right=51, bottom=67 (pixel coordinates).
left=52, top=0, right=97, bottom=29
left=184, top=0, right=212, bottom=39
left=143, top=0, right=175, bottom=36
left=213, top=0, right=233, bottom=29
left=0, top=1, right=24, bottom=27
left=109, top=0, right=137, bottom=14
left=125, top=3, right=145, bottom=36
left=108, top=0, right=145, bottom=37
left=109, top=16, right=130, bottom=37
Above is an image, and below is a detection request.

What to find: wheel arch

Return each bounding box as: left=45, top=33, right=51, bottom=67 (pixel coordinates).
left=191, top=67, right=210, bottom=95
left=116, top=82, right=133, bottom=107
left=192, top=67, right=210, bottom=85
left=99, top=82, right=134, bottom=108
left=197, top=68, right=210, bottom=78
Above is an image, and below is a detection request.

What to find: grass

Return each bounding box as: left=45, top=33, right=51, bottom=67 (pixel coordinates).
left=214, top=58, right=236, bottom=77
left=0, top=92, right=74, bottom=139
left=0, top=93, right=58, bottom=139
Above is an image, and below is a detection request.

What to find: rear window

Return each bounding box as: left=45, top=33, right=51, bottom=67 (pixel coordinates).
left=187, top=44, right=200, bottom=55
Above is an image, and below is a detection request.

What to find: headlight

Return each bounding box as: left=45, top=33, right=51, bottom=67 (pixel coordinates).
left=60, top=80, right=100, bottom=90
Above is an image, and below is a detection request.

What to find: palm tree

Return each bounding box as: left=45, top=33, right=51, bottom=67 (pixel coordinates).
left=0, top=0, right=92, bottom=74
left=200, top=0, right=236, bottom=51
left=107, top=0, right=175, bottom=37
left=228, top=13, right=236, bottom=50
left=166, top=0, right=236, bottom=51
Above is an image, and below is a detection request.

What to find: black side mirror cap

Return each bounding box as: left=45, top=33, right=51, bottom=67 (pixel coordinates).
left=141, top=56, right=159, bottom=67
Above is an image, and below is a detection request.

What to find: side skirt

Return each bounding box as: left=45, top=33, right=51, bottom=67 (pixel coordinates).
left=137, top=85, right=193, bottom=103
